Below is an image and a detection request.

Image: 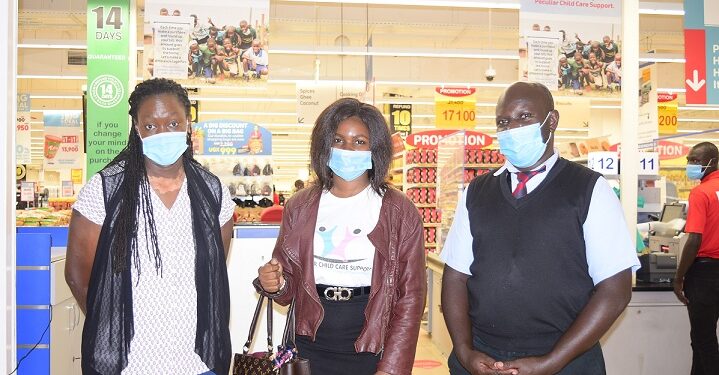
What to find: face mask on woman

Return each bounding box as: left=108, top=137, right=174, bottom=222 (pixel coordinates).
left=142, top=131, right=188, bottom=166
left=328, top=148, right=372, bottom=181
left=497, top=112, right=552, bottom=168
left=686, top=158, right=715, bottom=180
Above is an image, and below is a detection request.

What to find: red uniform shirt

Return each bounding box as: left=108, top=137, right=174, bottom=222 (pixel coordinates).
left=685, top=170, right=719, bottom=258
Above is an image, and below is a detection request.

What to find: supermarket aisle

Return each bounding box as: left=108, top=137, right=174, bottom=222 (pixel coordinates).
left=412, top=328, right=450, bottom=374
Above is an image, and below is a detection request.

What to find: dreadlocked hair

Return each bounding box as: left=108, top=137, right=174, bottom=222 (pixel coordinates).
left=105, top=78, right=194, bottom=275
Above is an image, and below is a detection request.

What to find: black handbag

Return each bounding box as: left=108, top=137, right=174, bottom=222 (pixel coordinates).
left=232, top=296, right=310, bottom=375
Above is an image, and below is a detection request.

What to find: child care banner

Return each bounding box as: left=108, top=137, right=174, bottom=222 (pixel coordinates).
left=86, top=0, right=131, bottom=178
left=519, top=0, right=621, bottom=97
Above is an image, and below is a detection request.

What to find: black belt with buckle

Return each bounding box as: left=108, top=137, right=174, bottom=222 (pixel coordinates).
left=316, top=284, right=371, bottom=301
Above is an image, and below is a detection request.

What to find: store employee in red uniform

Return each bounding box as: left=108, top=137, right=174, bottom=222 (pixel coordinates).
left=674, top=142, right=719, bottom=375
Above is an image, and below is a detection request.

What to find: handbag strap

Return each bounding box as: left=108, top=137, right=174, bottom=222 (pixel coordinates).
left=242, top=295, right=266, bottom=354
left=281, top=299, right=296, bottom=347
left=266, top=297, right=274, bottom=353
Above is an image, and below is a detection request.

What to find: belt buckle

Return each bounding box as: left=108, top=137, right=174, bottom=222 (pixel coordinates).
left=324, top=287, right=353, bottom=301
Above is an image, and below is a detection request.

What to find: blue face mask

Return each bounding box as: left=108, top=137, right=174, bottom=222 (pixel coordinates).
left=686, top=159, right=715, bottom=180
left=497, top=112, right=552, bottom=168
left=141, top=131, right=188, bottom=166
left=328, top=148, right=372, bottom=182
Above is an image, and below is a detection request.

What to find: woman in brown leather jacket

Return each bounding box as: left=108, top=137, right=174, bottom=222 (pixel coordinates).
left=256, top=98, right=426, bottom=375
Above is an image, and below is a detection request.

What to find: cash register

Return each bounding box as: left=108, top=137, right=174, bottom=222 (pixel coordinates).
left=637, top=204, right=686, bottom=283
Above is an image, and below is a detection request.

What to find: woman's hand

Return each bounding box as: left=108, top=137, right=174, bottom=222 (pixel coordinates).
left=258, top=258, right=284, bottom=292
left=375, top=371, right=391, bottom=375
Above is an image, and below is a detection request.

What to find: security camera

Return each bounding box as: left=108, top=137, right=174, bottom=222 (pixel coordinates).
left=485, top=67, right=496, bottom=81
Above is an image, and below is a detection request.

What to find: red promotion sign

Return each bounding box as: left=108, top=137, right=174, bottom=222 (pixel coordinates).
left=609, top=140, right=690, bottom=160
left=405, top=130, right=492, bottom=149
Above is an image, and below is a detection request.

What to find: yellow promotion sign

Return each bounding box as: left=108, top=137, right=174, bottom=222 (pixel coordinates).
left=434, top=87, right=476, bottom=129
left=71, top=169, right=83, bottom=184
left=658, top=92, right=678, bottom=135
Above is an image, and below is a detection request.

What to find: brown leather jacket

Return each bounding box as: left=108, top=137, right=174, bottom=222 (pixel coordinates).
left=257, top=185, right=426, bottom=375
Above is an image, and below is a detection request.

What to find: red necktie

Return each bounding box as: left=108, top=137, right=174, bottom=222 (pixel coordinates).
left=512, top=166, right=547, bottom=198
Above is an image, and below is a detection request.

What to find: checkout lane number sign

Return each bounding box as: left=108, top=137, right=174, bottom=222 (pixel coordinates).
left=587, top=152, right=619, bottom=176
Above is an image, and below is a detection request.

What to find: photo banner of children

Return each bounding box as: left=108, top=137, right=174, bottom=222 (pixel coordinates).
left=519, top=0, right=621, bottom=97
left=144, top=0, right=269, bottom=85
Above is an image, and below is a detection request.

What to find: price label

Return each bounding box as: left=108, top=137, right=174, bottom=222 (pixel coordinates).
left=20, top=182, right=34, bottom=202
left=71, top=169, right=83, bottom=184
left=639, top=152, right=659, bottom=175
left=658, top=92, right=678, bottom=135
left=62, top=181, right=74, bottom=197
left=434, top=87, right=476, bottom=129
left=587, top=151, right=619, bottom=176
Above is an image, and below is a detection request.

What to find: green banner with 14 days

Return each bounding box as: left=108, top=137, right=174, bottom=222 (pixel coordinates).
left=86, top=0, right=130, bottom=178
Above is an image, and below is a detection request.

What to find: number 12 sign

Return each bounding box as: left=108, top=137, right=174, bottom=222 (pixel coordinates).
left=588, top=151, right=619, bottom=176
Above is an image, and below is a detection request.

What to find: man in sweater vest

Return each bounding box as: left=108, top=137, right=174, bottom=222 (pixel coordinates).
left=673, top=142, right=719, bottom=375
left=440, top=82, right=640, bottom=375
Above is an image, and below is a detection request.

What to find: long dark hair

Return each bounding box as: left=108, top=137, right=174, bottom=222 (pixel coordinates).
left=105, top=78, right=193, bottom=274
left=309, top=98, right=392, bottom=195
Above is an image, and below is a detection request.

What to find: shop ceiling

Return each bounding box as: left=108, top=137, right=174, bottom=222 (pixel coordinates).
left=16, top=0, right=719, bottom=188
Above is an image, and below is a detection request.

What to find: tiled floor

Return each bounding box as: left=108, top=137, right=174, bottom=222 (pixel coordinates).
left=412, top=327, right=450, bottom=374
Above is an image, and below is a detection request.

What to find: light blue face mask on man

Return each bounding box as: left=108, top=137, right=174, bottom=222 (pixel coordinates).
left=686, top=158, right=715, bottom=180
left=497, top=112, right=552, bottom=168
left=141, top=131, right=188, bottom=166
left=328, top=148, right=372, bottom=181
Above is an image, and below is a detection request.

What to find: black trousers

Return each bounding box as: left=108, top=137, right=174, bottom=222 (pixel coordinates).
left=684, top=259, right=719, bottom=375
left=295, top=294, right=380, bottom=375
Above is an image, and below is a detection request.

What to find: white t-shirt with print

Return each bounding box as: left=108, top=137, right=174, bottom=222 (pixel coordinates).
left=313, top=186, right=383, bottom=287
left=73, top=173, right=235, bottom=374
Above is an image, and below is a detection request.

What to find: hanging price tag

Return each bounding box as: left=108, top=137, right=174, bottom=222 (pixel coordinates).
left=638, top=152, right=659, bottom=175
left=587, top=151, right=619, bottom=176
left=434, top=87, right=476, bottom=129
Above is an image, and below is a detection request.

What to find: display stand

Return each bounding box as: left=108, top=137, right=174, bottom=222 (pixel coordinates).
left=436, top=131, right=504, bottom=251
left=402, top=148, right=440, bottom=254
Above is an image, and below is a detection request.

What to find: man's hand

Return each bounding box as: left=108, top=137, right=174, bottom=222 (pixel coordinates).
left=500, top=356, right=554, bottom=375
left=258, top=258, right=284, bottom=293
left=458, top=350, right=517, bottom=375
left=673, top=277, right=688, bottom=305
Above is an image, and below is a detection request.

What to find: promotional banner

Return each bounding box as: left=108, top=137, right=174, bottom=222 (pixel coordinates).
left=525, top=32, right=562, bottom=89
left=388, top=104, right=412, bottom=136
left=44, top=111, right=84, bottom=170
left=683, top=0, right=719, bottom=104
left=434, top=87, right=476, bottom=130
left=658, top=92, right=679, bottom=135
left=193, top=120, right=272, bottom=156
left=16, top=93, right=32, bottom=164
left=638, top=63, right=659, bottom=149
left=144, top=0, right=270, bottom=85
left=405, top=130, right=492, bottom=149
left=86, top=0, right=130, bottom=178
left=519, top=0, right=621, bottom=96
left=296, top=82, right=367, bottom=126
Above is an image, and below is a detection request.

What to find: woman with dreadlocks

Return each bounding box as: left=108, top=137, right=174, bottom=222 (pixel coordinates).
left=65, top=78, right=235, bottom=375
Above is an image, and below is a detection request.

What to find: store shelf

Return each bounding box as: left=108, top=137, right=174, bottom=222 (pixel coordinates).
left=414, top=203, right=437, bottom=208
left=422, top=222, right=441, bottom=227
left=391, top=167, right=404, bottom=174
left=405, top=183, right=436, bottom=188
left=407, top=164, right=439, bottom=169
left=425, top=243, right=438, bottom=247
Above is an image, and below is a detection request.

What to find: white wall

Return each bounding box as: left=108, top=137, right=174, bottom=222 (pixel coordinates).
left=1, top=0, right=18, bottom=372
